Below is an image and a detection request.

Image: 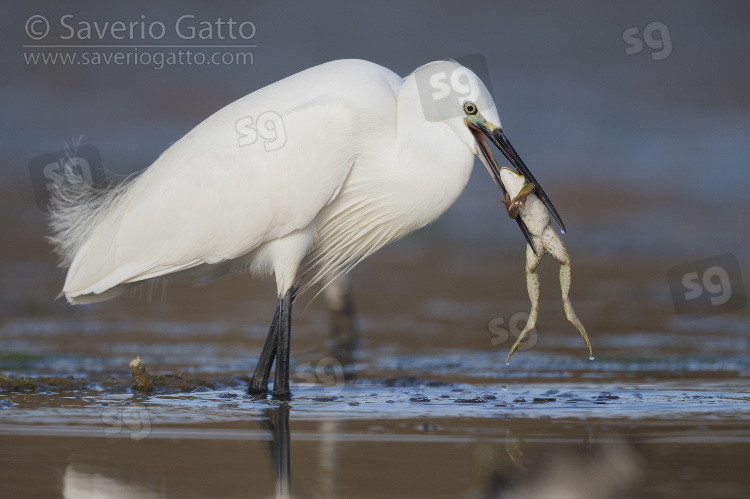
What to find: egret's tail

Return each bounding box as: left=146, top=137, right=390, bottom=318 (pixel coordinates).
left=48, top=173, right=137, bottom=269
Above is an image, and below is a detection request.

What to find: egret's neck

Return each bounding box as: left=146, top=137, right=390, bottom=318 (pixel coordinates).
left=300, top=76, right=476, bottom=293
left=390, top=80, right=475, bottom=229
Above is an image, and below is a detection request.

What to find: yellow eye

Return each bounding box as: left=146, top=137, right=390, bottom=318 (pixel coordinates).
left=463, top=102, right=477, bottom=115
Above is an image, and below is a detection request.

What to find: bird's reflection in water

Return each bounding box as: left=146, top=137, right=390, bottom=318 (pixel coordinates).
left=260, top=404, right=292, bottom=499
left=260, top=405, right=344, bottom=499
left=63, top=462, right=161, bottom=498
left=61, top=411, right=644, bottom=498
left=478, top=431, right=645, bottom=499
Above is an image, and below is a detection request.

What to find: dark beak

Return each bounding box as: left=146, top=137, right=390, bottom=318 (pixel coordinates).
left=465, top=111, right=566, bottom=250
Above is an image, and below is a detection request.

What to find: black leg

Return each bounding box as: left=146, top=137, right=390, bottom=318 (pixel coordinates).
left=248, top=303, right=280, bottom=394
left=272, top=287, right=295, bottom=399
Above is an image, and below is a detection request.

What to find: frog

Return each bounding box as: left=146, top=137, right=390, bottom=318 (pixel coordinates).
left=498, top=167, right=593, bottom=365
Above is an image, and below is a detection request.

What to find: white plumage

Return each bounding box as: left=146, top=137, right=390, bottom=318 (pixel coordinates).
left=50, top=59, right=498, bottom=303
left=49, top=59, right=562, bottom=397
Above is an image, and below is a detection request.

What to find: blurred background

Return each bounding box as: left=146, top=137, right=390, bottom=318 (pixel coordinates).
left=2, top=1, right=750, bottom=498
left=3, top=0, right=748, bottom=365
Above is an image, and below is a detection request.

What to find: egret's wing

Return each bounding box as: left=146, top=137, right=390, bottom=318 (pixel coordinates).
left=62, top=60, right=400, bottom=301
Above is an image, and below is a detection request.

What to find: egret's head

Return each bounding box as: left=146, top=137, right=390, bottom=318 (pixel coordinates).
left=411, top=60, right=564, bottom=233
left=411, top=60, right=499, bottom=143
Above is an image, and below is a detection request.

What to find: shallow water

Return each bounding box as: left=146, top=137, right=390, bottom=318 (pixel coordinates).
left=3, top=383, right=750, bottom=498
left=2, top=321, right=750, bottom=498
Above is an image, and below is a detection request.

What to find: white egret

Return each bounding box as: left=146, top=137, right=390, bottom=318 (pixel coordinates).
left=49, top=59, right=564, bottom=399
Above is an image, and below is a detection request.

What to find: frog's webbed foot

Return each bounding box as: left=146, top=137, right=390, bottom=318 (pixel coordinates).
left=506, top=327, right=533, bottom=365
left=501, top=181, right=535, bottom=219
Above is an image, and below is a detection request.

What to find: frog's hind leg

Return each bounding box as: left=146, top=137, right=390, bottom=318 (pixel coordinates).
left=506, top=242, right=544, bottom=364
left=546, top=227, right=594, bottom=359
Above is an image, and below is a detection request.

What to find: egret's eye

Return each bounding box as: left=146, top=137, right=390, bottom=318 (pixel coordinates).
left=463, top=102, right=477, bottom=116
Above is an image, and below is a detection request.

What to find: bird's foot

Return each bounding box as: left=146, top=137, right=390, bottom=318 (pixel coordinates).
left=247, top=376, right=269, bottom=396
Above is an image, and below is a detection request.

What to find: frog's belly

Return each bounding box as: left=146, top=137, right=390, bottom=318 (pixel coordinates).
left=520, top=195, right=551, bottom=235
